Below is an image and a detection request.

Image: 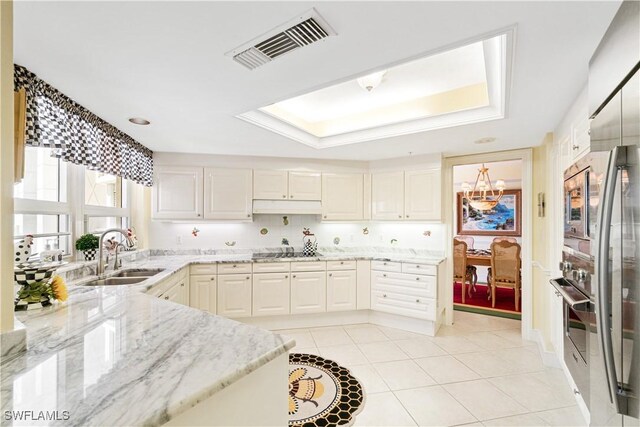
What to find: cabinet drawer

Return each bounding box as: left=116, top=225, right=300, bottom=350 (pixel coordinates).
left=291, top=261, right=326, bottom=272
left=252, top=262, right=290, bottom=273
left=371, top=290, right=436, bottom=320
left=371, top=260, right=402, bottom=272
left=326, top=260, right=356, bottom=270
left=401, top=263, right=436, bottom=276
left=217, top=262, right=252, bottom=274
left=190, top=264, right=218, bottom=275
left=372, top=271, right=436, bottom=298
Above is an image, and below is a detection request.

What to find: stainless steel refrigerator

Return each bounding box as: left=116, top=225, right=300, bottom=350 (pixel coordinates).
left=589, top=2, right=639, bottom=426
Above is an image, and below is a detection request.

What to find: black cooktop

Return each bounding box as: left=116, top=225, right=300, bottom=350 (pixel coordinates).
left=251, top=252, right=323, bottom=259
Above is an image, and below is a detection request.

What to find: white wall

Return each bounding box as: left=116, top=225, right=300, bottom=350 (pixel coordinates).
left=147, top=151, right=445, bottom=253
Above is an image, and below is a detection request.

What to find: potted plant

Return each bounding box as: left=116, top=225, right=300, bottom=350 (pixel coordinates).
left=75, top=233, right=99, bottom=261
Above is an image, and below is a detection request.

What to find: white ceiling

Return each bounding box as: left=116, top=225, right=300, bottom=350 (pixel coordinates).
left=13, top=1, right=620, bottom=161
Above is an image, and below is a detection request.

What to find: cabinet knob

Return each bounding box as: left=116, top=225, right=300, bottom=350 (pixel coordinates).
left=232, top=264, right=237, bottom=267
left=285, top=275, right=288, bottom=279
left=416, top=299, right=420, bottom=303
left=383, top=262, right=387, bottom=265
left=181, top=283, right=184, bottom=287
left=283, top=195, right=286, bottom=198
left=398, top=215, right=402, bottom=218
left=383, top=294, right=387, bottom=298
left=323, top=215, right=327, bottom=219
left=247, top=214, right=251, bottom=218
left=329, top=273, right=333, bottom=277
left=164, top=296, right=169, bottom=300
left=293, top=275, right=297, bottom=278
left=383, top=274, right=387, bottom=277
left=406, top=215, right=410, bottom=218
left=340, top=261, right=344, bottom=264
left=246, top=276, right=250, bottom=280
left=197, top=214, right=201, bottom=217
left=572, top=144, right=579, bottom=151
left=416, top=265, right=420, bottom=268
left=210, top=277, right=215, bottom=281
left=290, top=195, right=294, bottom=198
left=416, top=277, right=420, bottom=281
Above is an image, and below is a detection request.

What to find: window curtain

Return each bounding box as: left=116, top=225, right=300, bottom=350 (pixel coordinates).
left=13, top=64, right=153, bottom=186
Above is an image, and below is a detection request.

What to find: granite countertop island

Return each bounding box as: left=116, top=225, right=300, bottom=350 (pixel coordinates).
left=1, top=281, right=294, bottom=426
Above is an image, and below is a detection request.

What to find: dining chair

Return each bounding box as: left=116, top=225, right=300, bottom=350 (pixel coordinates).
left=454, top=236, right=478, bottom=295
left=453, top=239, right=474, bottom=304
left=486, top=237, right=518, bottom=294
left=489, top=240, right=522, bottom=310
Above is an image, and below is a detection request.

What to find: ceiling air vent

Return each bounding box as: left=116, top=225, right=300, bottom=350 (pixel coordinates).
left=227, top=9, right=336, bottom=70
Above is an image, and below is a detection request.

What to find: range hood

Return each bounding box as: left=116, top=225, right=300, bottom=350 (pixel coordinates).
left=252, top=200, right=322, bottom=215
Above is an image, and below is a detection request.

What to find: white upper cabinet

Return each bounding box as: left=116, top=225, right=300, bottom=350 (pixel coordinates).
left=288, top=172, right=321, bottom=200
left=571, top=116, right=590, bottom=161
left=372, top=171, right=405, bottom=220
left=253, top=170, right=321, bottom=201
left=152, top=166, right=203, bottom=219
left=404, top=169, right=441, bottom=221
left=253, top=170, right=288, bottom=200
left=321, top=173, right=364, bottom=221
left=204, top=168, right=253, bottom=220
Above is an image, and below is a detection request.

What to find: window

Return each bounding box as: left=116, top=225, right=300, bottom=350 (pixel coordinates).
left=14, top=147, right=132, bottom=259
left=14, top=146, right=71, bottom=257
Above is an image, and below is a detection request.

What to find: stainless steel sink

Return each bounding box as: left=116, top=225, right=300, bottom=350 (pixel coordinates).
left=112, top=269, right=165, bottom=278
left=84, top=277, right=149, bottom=286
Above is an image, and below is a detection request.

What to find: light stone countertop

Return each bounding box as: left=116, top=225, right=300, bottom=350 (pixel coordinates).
left=1, top=249, right=444, bottom=426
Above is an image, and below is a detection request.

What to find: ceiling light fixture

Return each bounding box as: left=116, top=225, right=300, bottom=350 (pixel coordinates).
left=474, top=137, right=496, bottom=144
left=129, top=117, right=151, bottom=126
left=356, top=70, right=386, bottom=92
left=461, top=163, right=506, bottom=211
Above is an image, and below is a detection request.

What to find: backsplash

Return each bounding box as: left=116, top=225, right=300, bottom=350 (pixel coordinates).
left=148, top=215, right=445, bottom=253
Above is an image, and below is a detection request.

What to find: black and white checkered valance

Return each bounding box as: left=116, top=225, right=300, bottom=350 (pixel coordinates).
left=14, top=64, right=153, bottom=186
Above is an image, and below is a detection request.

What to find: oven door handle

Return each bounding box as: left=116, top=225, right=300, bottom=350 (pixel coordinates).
left=549, top=279, right=590, bottom=307
left=596, top=145, right=626, bottom=412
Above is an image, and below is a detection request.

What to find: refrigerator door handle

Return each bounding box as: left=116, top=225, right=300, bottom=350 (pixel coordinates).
left=596, top=145, right=627, bottom=412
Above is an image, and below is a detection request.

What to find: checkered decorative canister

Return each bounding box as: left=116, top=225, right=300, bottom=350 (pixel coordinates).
left=82, top=249, right=97, bottom=261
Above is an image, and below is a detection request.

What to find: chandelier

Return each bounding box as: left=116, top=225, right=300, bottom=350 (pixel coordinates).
left=461, top=164, right=506, bottom=211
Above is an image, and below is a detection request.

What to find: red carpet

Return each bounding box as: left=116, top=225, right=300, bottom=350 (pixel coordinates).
left=453, top=282, right=521, bottom=313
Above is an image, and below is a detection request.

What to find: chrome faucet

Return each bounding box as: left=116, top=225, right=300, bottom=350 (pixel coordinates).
left=97, top=228, right=130, bottom=275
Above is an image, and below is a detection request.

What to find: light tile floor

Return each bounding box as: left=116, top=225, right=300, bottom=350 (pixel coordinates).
left=276, top=311, right=587, bottom=427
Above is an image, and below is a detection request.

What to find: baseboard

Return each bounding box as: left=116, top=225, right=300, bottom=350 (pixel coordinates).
left=528, top=328, right=561, bottom=368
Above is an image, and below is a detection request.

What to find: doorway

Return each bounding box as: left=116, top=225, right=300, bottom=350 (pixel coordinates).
left=443, top=149, right=533, bottom=340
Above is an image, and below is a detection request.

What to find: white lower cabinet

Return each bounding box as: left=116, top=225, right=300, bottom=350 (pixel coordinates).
left=189, top=275, right=217, bottom=314
left=290, top=271, right=326, bottom=314
left=217, top=274, right=252, bottom=318
left=149, top=268, right=189, bottom=306
left=164, top=280, right=188, bottom=305
left=327, top=270, right=357, bottom=312
left=371, top=262, right=438, bottom=321
left=252, top=273, right=290, bottom=316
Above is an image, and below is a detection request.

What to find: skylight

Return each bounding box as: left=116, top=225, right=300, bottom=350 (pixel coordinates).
left=237, top=30, right=513, bottom=149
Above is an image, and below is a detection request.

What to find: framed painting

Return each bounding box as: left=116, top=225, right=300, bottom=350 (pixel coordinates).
left=457, top=189, right=522, bottom=236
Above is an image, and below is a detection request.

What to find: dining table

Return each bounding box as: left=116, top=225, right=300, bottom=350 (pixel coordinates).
left=466, top=249, right=492, bottom=267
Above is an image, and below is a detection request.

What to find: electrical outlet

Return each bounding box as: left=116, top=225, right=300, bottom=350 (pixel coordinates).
left=176, top=235, right=182, bottom=245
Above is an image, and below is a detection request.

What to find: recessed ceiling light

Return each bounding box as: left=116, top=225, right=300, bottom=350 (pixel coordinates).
left=129, top=117, right=150, bottom=125
left=474, top=137, right=496, bottom=144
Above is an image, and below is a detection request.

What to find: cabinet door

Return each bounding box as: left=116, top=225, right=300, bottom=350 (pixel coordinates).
left=204, top=168, right=253, bottom=220
left=372, top=171, right=404, bottom=220
left=217, top=274, right=252, bottom=318
left=253, top=170, right=288, bottom=200
left=152, top=166, right=203, bottom=219
left=288, top=172, right=321, bottom=200
left=327, top=270, right=357, bottom=312
left=404, top=169, right=441, bottom=220
left=162, top=280, right=188, bottom=305
left=571, top=117, right=590, bottom=161
left=252, top=273, right=290, bottom=316
left=189, top=275, right=217, bottom=313
left=290, top=271, right=326, bottom=314
left=321, top=173, right=363, bottom=221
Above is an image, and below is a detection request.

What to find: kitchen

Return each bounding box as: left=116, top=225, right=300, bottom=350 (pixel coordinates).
left=0, top=1, right=638, bottom=427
